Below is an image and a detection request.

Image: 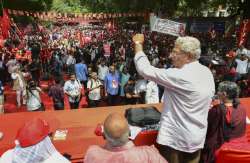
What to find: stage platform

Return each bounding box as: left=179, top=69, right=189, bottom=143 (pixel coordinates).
left=1, top=99, right=250, bottom=163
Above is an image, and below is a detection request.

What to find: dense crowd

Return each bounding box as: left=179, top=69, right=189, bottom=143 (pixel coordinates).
left=0, top=19, right=250, bottom=163
left=0, top=21, right=250, bottom=113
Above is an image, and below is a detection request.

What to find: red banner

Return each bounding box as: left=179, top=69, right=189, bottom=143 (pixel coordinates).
left=0, top=9, right=11, bottom=39
left=238, top=19, right=250, bottom=47
left=5, top=9, right=147, bottom=22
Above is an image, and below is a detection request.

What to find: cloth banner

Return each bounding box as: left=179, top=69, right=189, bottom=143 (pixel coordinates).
left=0, top=9, right=11, bottom=39
left=238, top=19, right=250, bottom=47
left=6, top=9, right=147, bottom=21
left=151, top=17, right=186, bottom=37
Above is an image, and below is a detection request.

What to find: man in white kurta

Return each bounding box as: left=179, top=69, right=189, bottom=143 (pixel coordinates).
left=145, top=80, right=159, bottom=104
left=133, top=34, right=215, bottom=163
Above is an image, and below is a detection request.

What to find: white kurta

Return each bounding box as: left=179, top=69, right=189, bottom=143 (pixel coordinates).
left=235, top=59, right=248, bottom=74
left=134, top=51, right=215, bottom=153
left=145, top=81, right=159, bottom=104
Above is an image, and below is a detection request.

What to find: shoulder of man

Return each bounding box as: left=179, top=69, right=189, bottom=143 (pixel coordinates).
left=84, top=145, right=105, bottom=162
left=0, top=149, right=14, bottom=163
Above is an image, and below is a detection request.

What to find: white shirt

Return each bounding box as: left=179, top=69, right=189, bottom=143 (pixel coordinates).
left=0, top=149, right=70, bottom=163
left=11, top=73, right=25, bottom=89
left=66, top=55, right=75, bottom=66
left=87, top=79, right=102, bottom=100
left=235, top=59, right=249, bottom=74
left=145, top=81, right=159, bottom=104
left=26, top=87, right=42, bottom=111
left=98, top=65, right=109, bottom=81
left=135, top=79, right=147, bottom=93
left=236, top=48, right=249, bottom=57
left=64, top=80, right=82, bottom=102
left=0, top=61, right=3, bottom=69
left=152, top=57, right=160, bottom=67
left=6, top=59, right=17, bottom=73
left=134, top=52, right=215, bottom=153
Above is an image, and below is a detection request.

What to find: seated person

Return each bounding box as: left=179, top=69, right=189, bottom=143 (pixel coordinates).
left=200, top=81, right=246, bottom=163
left=84, top=113, right=167, bottom=163
left=0, top=118, right=70, bottom=163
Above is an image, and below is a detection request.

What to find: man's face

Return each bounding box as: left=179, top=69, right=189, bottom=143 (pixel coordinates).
left=169, top=45, right=187, bottom=68
left=240, top=54, right=246, bottom=60
left=70, top=75, right=76, bottom=81
left=92, top=74, right=98, bottom=80
left=128, top=80, right=134, bottom=85
left=110, top=66, right=115, bottom=73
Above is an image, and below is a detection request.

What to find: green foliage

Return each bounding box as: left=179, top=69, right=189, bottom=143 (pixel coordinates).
left=1, top=0, right=246, bottom=18
left=3, top=0, right=53, bottom=11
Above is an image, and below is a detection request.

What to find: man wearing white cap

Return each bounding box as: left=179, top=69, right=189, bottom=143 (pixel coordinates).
left=0, top=118, right=70, bottom=163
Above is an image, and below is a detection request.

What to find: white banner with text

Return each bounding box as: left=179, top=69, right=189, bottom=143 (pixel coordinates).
left=152, top=17, right=186, bottom=36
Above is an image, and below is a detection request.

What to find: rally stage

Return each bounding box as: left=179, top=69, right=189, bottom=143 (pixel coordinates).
left=1, top=100, right=250, bottom=163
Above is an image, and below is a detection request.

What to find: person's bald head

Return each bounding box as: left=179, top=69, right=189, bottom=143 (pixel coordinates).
left=103, top=113, right=130, bottom=147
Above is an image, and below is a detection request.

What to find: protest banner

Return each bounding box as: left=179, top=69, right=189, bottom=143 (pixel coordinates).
left=151, top=17, right=186, bottom=36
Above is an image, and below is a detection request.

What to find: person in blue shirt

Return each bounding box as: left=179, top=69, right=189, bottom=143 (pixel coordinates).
left=75, top=59, right=88, bottom=88
left=104, top=65, right=120, bottom=106
left=0, top=80, right=4, bottom=114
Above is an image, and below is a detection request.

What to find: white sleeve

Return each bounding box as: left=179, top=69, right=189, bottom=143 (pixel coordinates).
left=66, top=57, right=71, bottom=65
left=22, top=72, right=30, bottom=77
left=134, top=51, right=180, bottom=89
left=87, top=80, right=91, bottom=89
left=0, top=150, right=14, bottom=163
left=11, top=73, right=18, bottom=80
left=63, top=82, right=68, bottom=92
left=36, top=87, right=42, bottom=92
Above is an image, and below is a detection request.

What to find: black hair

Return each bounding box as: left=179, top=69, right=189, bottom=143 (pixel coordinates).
left=218, top=81, right=240, bottom=108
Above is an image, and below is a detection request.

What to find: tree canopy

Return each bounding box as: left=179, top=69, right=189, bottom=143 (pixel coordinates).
left=1, top=0, right=249, bottom=18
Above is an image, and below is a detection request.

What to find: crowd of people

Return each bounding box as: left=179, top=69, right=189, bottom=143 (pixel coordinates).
left=0, top=21, right=249, bottom=113
left=0, top=19, right=250, bottom=163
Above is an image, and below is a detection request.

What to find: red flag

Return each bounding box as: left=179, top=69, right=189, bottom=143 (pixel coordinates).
left=238, top=19, right=250, bottom=47
left=80, top=32, right=84, bottom=47
left=0, top=9, right=11, bottom=39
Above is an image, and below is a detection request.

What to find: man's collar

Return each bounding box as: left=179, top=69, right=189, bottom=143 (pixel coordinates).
left=103, top=141, right=134, bottom=152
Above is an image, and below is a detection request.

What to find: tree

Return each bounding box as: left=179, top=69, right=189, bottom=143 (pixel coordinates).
left=1, top=0, right=248, bottom=19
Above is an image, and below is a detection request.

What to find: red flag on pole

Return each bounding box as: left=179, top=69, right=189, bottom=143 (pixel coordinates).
left=0, top=9, right=11, bottom=39
left=238, top=19, right=250, bottom=47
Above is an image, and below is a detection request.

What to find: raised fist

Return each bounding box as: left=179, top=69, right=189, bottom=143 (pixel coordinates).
left=132, top=34, right=144, bottom=44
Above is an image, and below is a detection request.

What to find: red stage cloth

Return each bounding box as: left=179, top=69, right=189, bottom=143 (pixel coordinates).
left=0, top=99, right=250, bottom=162
left=0, top=103, right=159, bottom=161
left=216, top=126, right=250, bottom=163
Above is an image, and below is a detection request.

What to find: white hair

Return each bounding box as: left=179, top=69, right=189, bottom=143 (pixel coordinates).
left=175, top=36, right=201, bottom=59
